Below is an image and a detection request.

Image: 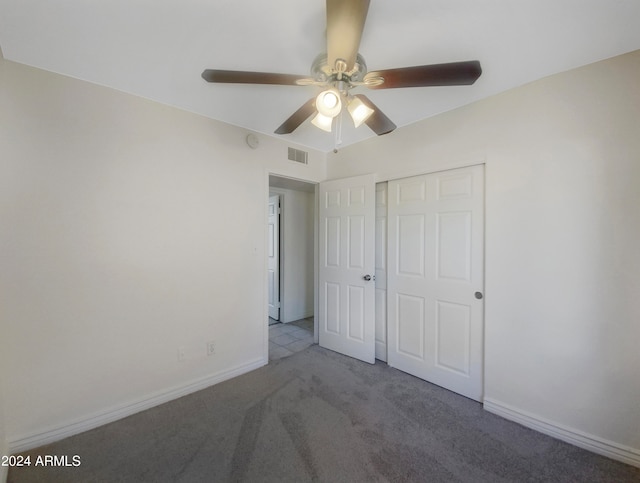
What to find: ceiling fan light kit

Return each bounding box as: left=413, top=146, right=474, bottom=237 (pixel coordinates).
left=347, top=95, right=374, bottom=128
left=312, top=88, right=375, bottom=133
left=316, top=88, right=342, bottom=118
left=311, top=112, right=334, bottom=132
left=202, top=0, right=482, bottom=138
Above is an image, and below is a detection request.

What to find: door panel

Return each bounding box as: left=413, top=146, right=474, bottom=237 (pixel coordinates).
left=437, top=212, right=472, bottom=281
left=319, top=174, right=376, bottom=364
left=398, top=215, right=425, bottom=276
left=435, top=300, right=471, bottom=375
left=387, top=165, right=484, bottom=401
left=325, top=217, right=341, bottom=266
left=325, top=282, right=340, bottom=334
left=348, top=285, right=365, bottom=341
left=396, top=293, right=425, bottom=359
left=348, top=216, right=365, bottom=268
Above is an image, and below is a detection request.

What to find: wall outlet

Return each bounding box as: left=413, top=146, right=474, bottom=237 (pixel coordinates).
left=178, top=347, right=186, bottom=362
left=207, top=340, right=216, bottom=356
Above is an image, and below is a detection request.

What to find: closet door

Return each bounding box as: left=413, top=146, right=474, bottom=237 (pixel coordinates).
left=387, top=165, right=485, bottom=401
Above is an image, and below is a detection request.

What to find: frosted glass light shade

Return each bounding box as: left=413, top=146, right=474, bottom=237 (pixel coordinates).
left=315, top=89, right=342, bottom=118
left=347, top=96, right=374, bottom=128
left=311, top=112, right=333, bottom=132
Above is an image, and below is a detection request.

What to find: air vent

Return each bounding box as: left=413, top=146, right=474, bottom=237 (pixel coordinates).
left=288, top=147, right=308, bottom=164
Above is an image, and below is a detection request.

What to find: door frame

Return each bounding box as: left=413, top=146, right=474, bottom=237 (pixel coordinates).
left=264, top=173, right=319, bottom=364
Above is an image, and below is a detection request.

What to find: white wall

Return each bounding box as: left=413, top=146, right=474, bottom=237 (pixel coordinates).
left=329, top=50, right=640, bottom=463
left=269, top=187, right=315, bottom=323
left=0, top=57, right=326, bottom=450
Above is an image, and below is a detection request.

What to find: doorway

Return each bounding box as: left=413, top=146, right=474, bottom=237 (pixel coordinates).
left=267, top=175, right=317, bottom=360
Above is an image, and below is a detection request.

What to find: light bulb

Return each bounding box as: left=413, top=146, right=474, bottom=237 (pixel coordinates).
left=322, top=92, right=338, bottom=109
left=315, top=89, right=342, bottom=118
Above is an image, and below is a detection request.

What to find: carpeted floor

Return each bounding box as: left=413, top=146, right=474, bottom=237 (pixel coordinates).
left=9, top=345, right=640, bottom=482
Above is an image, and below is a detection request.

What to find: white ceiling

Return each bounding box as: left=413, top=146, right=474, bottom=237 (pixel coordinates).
left=1, top=0, right=639, bottom=153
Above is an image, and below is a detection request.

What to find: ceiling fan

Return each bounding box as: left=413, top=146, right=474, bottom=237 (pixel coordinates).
left=202, top=0, right=482, bottom=137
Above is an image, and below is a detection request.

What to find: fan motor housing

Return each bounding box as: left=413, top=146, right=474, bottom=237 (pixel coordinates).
left=310, top=53, right=368, bottom=84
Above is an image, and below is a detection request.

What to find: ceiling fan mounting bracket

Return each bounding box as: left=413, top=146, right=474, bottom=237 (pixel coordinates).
left=334, top=59, right=348, bottom=80
left=309, top=53, right=368, bottom=88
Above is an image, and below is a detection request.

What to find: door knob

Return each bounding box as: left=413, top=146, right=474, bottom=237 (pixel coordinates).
left=363, top=274, right=372, bottom=281
left=475, top=292, right=483, bottom=300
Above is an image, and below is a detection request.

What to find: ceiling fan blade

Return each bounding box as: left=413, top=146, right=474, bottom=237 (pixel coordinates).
left=202, top=69, right=307, bottom=86
left=354, top=94, right=396, bottom=135
left=365, top=60, right=482, bottom=89
left=326, top=0, right=370, bottom=71
left=274, top=98, right=317, bottom=134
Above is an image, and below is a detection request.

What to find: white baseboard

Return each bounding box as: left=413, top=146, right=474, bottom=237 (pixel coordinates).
left=8, top=357, right=265, bottom=454
left=484, top=398, right=640, bottom=468
left=282, top=311, right=313, bottom=324
left=1, top=438, right=8, bottom=482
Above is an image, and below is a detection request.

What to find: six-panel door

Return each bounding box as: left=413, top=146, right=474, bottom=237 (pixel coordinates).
left=318, top=174, right=376, bottom=364
left=387, top=165, right=485, bottom=401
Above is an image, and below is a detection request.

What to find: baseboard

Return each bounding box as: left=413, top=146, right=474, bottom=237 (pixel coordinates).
left=1, top=437, right=9, bottom=482
left=8, top=357, right=265, bottom=454
left=282, top=311, right=313, bottom=324
left=484, top=398, right=640, bottom=468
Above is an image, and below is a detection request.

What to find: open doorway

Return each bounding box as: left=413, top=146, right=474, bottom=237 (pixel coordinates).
left=268, top=175, right=317, bottom=361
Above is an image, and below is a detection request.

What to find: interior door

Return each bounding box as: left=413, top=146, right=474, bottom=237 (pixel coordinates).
left=267, top=195, right=280, bottom=321
left=318, top=174, right=376, bottom=364
left=387, top=165, right=485, bottom=401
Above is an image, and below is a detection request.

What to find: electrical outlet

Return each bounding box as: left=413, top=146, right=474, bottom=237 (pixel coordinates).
left=207, top=341, right=216, bottom=356
left=178, top=347, right=186, bottom=362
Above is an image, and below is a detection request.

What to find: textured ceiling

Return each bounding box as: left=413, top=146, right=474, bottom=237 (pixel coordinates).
left=1, top=0, right=639, bottom=152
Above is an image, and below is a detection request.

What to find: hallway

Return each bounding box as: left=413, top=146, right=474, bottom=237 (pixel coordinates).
left=268, top=317, right=314, bottom=361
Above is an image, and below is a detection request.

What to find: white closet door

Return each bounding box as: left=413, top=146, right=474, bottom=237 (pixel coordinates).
left=319, top=174, right=376, bottom=364
left=387, top=165, right=485, bottom=401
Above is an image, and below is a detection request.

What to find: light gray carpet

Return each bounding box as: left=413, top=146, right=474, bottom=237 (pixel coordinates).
left=9, top=345, right=640, bottom=482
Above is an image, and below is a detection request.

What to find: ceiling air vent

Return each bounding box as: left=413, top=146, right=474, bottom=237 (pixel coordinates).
left=288, top=147, right=308, bottom=165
